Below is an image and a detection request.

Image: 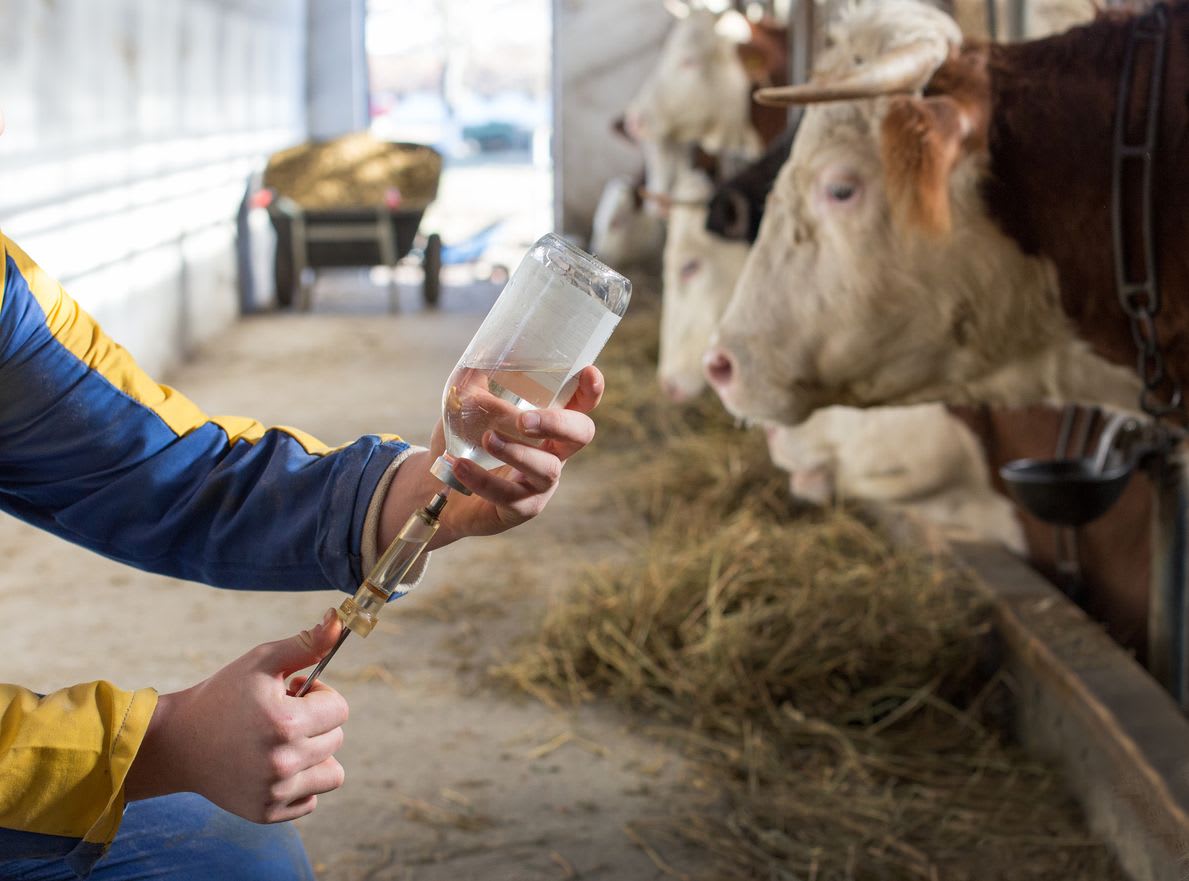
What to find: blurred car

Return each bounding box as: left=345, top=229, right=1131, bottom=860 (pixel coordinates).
left=461, top=121, right=533, bottom=153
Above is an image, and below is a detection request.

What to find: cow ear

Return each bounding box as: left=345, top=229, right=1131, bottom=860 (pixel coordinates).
left=879, top=95, right=970, bottom=237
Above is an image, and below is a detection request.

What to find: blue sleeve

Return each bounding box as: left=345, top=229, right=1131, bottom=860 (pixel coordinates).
left=0, top=233, right=408, bottom=592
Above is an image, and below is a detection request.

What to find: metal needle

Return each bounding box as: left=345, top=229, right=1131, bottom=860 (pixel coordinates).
left=294, top=628, right=351, bottom=697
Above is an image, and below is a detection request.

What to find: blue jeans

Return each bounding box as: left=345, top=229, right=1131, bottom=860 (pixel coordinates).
left=0, top=794, right=315, bottom=880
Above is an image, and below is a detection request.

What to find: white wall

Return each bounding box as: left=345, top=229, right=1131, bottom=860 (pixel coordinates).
left=0, top=0, right=308, bottom=377
left=552, top=0, right=672, bottom=239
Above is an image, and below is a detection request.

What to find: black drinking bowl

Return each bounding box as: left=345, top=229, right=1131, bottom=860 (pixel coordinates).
left=999, top=458, right=1133, bottom=527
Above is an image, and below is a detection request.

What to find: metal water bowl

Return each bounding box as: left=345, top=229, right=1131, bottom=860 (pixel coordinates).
left=999, top=458, right=1134, bottom=527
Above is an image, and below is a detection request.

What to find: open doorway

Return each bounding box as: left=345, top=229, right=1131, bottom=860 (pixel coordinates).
left=366, top=0, right=552, bottom=291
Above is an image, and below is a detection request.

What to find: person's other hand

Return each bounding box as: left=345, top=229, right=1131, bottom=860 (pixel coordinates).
left=125, top=610, right=349, bottom=823
left=380, top=365, right=604, bottom=550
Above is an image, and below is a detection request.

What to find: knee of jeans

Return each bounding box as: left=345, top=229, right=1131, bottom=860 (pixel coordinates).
left=115, top=795, right=314, bottom=881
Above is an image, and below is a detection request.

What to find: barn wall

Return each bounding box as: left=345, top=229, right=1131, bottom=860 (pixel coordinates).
left=0, top=0, right=308, bottom=378
left=552, top=0, right=672, bottom=241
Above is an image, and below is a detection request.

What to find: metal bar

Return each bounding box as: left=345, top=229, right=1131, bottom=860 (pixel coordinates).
left=1012, top=0, right=1027, bottom=40
left=294, top=628, right=351, bottom=698
left=789, top=0, right=813, bottom=87
left=1148, top=457, right=1185, bottom=700
left=303, top=225, right=397, bottom=241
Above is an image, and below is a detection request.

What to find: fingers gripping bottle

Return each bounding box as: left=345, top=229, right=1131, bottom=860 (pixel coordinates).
left=430, top=233, right=632, bottom=492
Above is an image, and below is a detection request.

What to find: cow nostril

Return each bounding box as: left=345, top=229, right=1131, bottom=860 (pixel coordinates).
left=703, top=347, right=735, bottom=389
left=661, top=377, right=691, bottom=403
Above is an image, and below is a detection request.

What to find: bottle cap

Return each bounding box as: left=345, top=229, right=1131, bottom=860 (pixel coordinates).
left=430, top=455, right=473, bottom=495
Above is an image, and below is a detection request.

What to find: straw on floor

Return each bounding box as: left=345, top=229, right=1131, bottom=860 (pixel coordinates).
left=495, top=305, right=1123, bottom=880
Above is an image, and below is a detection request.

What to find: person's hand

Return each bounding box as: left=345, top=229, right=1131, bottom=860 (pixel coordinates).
left=125, top=610, right=349, bottom=823
left=380, top=365, right=605, bottom=550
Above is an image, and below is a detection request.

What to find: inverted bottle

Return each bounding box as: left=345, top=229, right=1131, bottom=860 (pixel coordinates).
left=433, top=233, right=632, bottom=490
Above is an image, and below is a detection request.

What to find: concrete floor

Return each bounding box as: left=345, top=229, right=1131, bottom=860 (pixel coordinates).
left=0, top=275, right=698, bottom=880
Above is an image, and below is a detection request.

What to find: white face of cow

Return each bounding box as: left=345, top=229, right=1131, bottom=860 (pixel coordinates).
left=707, top=103, right=970, bottom=424
left=657, top=168, right=750, bottom=402
left=625, top=6, right=759, bottom=201
left=704, top=0, right=1140, bottom=426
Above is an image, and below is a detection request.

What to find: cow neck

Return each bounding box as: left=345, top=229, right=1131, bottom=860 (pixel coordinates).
left=979, top=2, right=1189, bottom=411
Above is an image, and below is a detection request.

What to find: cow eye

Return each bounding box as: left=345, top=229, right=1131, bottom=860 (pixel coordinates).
left=826, top=181, right=857, bottom=202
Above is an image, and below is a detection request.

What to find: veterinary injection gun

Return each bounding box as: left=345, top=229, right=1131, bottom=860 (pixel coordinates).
left=294, top=484, right=452, bottom=697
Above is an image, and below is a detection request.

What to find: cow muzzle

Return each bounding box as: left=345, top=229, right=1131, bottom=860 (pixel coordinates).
left=703, top=345, right=736, bottom=394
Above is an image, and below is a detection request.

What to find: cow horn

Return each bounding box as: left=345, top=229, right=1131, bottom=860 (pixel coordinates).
left=753, top=40, right=947, bottom=106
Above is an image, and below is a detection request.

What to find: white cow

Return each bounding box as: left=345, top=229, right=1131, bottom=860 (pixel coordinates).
left=589, top=176, right=666, bottom=270
left=705, top=0, right=1145, bottom=428
left=658, top=165, right=750, bottom=402
left=766, top=410, right=1024, bottom=552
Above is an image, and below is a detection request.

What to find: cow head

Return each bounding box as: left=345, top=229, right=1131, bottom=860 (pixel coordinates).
left=624, top=2, right=763, bottom=208
left=704, top=0, right=1114, bottom=427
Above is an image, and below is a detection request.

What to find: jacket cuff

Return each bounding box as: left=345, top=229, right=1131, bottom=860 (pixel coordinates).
left=360, top=446, right=432, bottom=587
left=69, top=685, right=158, bottom=876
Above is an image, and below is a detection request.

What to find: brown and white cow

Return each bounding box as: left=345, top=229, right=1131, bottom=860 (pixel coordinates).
left=624, top=0, right=789, bottom=206
left=700, top=0, right=1173, bottom=651
left=706, top=0, right=1184, bottom=426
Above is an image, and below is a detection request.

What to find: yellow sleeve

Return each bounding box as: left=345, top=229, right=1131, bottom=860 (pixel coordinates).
left=0, top=682, right=157, bottom=854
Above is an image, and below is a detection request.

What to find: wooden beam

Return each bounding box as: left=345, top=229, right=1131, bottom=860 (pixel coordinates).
left=952, top=537, right=1189, bottom=881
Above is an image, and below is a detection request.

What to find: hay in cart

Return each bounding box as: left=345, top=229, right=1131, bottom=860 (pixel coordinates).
left=263, top=132, right=442, bottom=211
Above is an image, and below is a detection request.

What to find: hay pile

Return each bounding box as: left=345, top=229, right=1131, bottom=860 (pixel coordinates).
left=264, top=133, right=441, bottom=211
left=495, top=307, right=1123, bottom=880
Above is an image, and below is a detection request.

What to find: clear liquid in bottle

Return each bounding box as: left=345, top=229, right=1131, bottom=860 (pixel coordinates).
left=442, top=361, right=578, bottom=470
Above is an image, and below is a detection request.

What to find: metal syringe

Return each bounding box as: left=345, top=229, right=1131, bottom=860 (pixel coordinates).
left=293, top=487, right=451, bottom=697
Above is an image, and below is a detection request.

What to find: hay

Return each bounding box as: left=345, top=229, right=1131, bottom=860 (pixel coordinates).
left=264, top=132, right=441, bottom=211
left=496, top=297, right=1123, bottom=880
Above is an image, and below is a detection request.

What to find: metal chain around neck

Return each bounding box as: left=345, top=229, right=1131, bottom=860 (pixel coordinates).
left=1113, top=3, right=1182, bottom=421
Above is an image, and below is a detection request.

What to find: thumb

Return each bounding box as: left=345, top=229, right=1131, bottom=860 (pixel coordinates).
left=253, top=608, right=343, bottom=678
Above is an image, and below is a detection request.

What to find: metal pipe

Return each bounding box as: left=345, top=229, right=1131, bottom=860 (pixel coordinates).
left=1148, top=456, right=1186, bottom=704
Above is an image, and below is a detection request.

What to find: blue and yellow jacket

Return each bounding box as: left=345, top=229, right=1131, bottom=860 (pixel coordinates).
left=0, top=232, right=416, bottom=875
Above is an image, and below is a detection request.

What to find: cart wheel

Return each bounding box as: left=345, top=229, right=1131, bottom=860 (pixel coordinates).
left=274, top=234, right=297, bottom=309
left=423, top=233, right=442, bottom=307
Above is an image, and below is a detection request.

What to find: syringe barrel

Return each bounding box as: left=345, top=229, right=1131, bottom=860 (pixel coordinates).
left=337, top=503, right=442, bottom=637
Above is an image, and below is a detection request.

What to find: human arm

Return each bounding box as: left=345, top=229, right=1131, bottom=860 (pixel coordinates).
left=0, top=613, right=348, bottom=876
left=124, top=610, right=348, bottom=822
left=0, top=232, right=409, bottom=593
